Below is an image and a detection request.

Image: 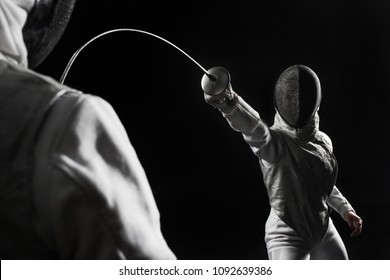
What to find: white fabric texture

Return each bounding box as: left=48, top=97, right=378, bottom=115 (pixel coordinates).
left=0, top=0, right=29, bottom=66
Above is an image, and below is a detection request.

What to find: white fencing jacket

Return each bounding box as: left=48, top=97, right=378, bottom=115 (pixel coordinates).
left=220, top=94, right=354, bottom=246
left=0, top=59, right=176, bottom=259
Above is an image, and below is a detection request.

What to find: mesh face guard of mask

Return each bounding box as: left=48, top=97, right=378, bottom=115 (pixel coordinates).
left=274, top=65, right=322, bottom=128
left=22, top=0, right=76, bottom=68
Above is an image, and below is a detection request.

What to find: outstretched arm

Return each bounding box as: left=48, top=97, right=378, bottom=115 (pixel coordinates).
left=204, top=84, right=281, bottom=165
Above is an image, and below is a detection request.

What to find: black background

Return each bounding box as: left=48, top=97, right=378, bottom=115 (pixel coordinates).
left=36, top=0, right=390, bottom=259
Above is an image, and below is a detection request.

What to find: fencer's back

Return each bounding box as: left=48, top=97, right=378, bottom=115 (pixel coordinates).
left=0, top=60, right=64, bottom=259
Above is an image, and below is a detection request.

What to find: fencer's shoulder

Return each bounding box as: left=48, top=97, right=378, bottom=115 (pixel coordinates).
left=52, top=92, right=117, bottom=122
left=0, top=60, right=61, bottom=89
left=317, top=130, right=332, bottom=143
left=65, top=93, right=120, bottom=127
left=35, top=92, right=119, bottom=160
left=317, top=131, right=333, bottom=150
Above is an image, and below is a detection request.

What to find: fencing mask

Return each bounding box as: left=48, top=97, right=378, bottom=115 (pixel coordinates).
left=274, top=65, right=322, bottom=128
left=22, top=0, right=76, bottom=68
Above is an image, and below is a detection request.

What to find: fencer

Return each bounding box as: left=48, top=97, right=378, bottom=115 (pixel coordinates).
left=202, top=65, right=363, bottom=260
left=0, top=0, right=175, bottom=259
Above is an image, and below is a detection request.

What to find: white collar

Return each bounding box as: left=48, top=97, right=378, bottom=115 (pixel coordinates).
left=272, top=111, right=320, bottom=144
left=0, top=0, right=29, bottom=67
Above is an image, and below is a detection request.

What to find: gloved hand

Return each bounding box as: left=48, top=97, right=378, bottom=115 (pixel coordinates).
left=343, top=211, right=363, bottom=237
left=204, top=84, right=238, bottom=114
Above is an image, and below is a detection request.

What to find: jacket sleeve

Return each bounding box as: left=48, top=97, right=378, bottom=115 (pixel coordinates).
left=327, top=185, right=355, bottom=217
left=318, top=132, right=355, bottom=217
left=33, top=92, right=176, bottom=259
left=221, top=94, right=281, bottom=165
